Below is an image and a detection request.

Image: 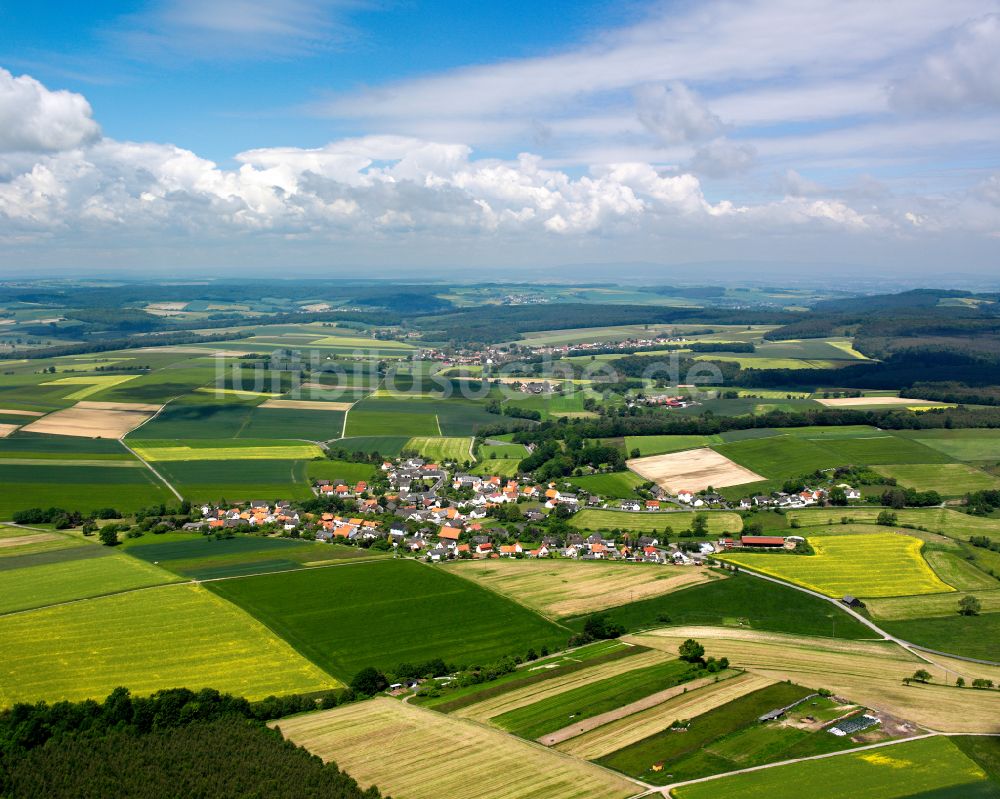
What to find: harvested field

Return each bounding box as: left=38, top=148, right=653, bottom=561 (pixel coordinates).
left=130, top=440, right=323, bottom=461
left=446, top=559, right=716, bottom=618
left=0, top=531, right=61, bottom=550
left=816, top=396, right=943, bottom=407
left=721, top=533, right=953, bottom=598
left=627, top=447, right=764, bottom=492
left=22, top=401, right=159, bottom=438
left=275, top=698, right=638, bottom=799
left=0, top=408, right=43, bottom=417
left=0, top=424, right=17, bottom=438
left=454, top=648, right=669, bottom=723
left=258, top=399, right=353, bottom=411
left=631, top=626, right=1000, bottom=732
left=555, top=672, right=774, bottom=759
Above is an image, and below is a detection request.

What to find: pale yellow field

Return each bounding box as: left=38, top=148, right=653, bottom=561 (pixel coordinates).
left=130, top=442, right=324, bottom=461
left=627, top=447, right=765, bottom=492
left=816, top=396, right=942, bottom=407
left=41, top=374, right=139, bottom=401
left=454, top=649, right=670, bottom=723
left=446, top=559, right=717, bottom=618
left=555, top=672, right=775, bottom=759
left=0, top=408, right=43, bottom=417
left=0, top=423, right=18, bottom=438
left=258, top=398, right=354, bottom=411
left=275, top=698, right=638, bottom=799
left=22, top=401, right=159, bottom=438
left=631, top=626, right=1000, bottom=732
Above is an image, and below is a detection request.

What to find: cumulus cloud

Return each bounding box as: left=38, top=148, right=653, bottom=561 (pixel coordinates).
left=0, top=68, right=100, bottom=153
left=689, top=139, right=756, bottom=178
left=635, top=82, right=723, bottom=145
left=889, top=14, right=1000, bottom=111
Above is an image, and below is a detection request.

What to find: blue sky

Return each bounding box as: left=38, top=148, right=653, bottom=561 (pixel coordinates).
left=1, top=0, right=999, bottom=278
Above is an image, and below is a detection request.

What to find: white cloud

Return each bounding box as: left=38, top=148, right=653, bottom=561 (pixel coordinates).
left=0, top=68, right=100, bottom=153
left=634, top=82, right=723, bottom=145
left=890, top=14, right=1000, bottom=112
left=689, top=139, right=756, bottom=178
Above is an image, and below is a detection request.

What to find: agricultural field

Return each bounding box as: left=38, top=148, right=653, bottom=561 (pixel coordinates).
left=405, top=435, right=474, bottom=462
left=0, top=550, right=180, bottom=614
left=304, top=459, right=378, bottom=483
left=0, top=584, right=340, bottom=705
left=671, top=735, right=1000, bottom=799
left=208, top=559, right=568, bottom=680
left=0, top=433, right=133, bottom=460
left=446, top=559, right=717, bottom=618
left=566, top=571, right=873, bottom=640
left=880, top=613, right=1000, bottom=662
left=895, top=428, right=1000, bottom=462
left=713, top=435, right=840, bottom=483
left=154, top=458, right=315, bottom=503
left=125, top=533, right=379, bottom=579
left=809, top=434, right=954, bottom=465
left=571, top=509, right=742, bottom=534
left=479, top=442, right=530, bottom=459
left=472, top=457, right=521, bottom=477
left=236, top=406, right=346, bottom=440
left=0, top=526, right=87, bottom=559
left=786, top=507, right=1000, bottom=543
left=346, top=408, right=441, bottom=437
left=720, top=533, right=953, bottom=598
left=22, top=400, right=160, bottom=438
left=874, top=463, right=1000, bottom=495
left=0, top=461, right=174, bottom=519
left=624, top=435, right=722, bottom=456
left=567, top=470, right=646, bottom=498
left=128, top=438, right=324, bottom=461
left=628, top=447, right=765, bottom=493
left=275, top=699, right=638, bottom=799
left=633, top=627, right=1000, bottom=732
left=597, top=681, right=816, bottom=783
left=333, top=435, right=410, bottom=456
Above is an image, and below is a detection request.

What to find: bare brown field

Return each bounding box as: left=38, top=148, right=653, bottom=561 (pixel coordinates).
left=816, top=396, right=942, bottom=407
left=0, top=408, right=43, bottom=417
left=446, top=559, right=715, bottom=618
left=630, top=626, right=1000, bottom=733
left=554, top=672, right=774, bottom=759
left=454, top=649, right=670, bottom=723
left=627, top=447, right=764, bottom=493
left=0, top=424, right=18, bottom=438
left=258, top=398, right=354, bottom=411
left=0, top=532, right=61, bottom=549
left=21, top=401, right=160, bottom=438
left=274, top=698, right=639, bottom=799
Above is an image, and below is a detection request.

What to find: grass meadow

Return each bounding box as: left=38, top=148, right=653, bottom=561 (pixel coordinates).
left=567, top=471, right=646, bottom=498
left=405, top=436, right=474, bottom=462
left=874, top=463, right=1000, bottom=495
left=0, top=584, right=340, bottom=705
left=624, top=435, right=722, bottom=456
left=472, top=458, right=521, bottom=477
left=208, top=559, right=568, bottom=679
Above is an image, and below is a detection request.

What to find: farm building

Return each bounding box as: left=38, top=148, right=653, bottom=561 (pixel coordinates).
left=829, top=714, right=879, bottom=736
left=740, top=535, right=786, bottom=547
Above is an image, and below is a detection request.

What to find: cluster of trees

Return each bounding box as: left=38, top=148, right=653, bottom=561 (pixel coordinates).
left=880, top=486, right=942, bottom=508
left=485, top=399, right=542, bottom=421
left=966, top=490, right=1000, bottom=516
left=518, top=440, right=624, bottom=481
left=567, top=613, right=625, bottom=647
left=678, top=638, right=730, bottom=672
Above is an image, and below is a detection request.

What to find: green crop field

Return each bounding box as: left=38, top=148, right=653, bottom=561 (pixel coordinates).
left=568, top=471, right=646, bottom=498
left=721, top=533, right=953, bottom=598
left=129, top=439, right=324, bottom=461
left=0, top=434, right=133, bottom=460
left=208, top=559, right=568, bottom=680
left=572, top=509, right=742, bottom=534
left=810, top=435, right=954, bottom=465
left=237, top=407, right=346, bottom=440
left=332, top=436, right=411, bottom=456
left=0, top=551, right=180, bottom=614
left=0, top=526, right=87, bottom=560
left=564, top=572, right=873, bottom=639
left=346, top=409, right=441, bottom=437
left=874, top=463, right=1000, bottom=495
left=0, top=584, right=340, bottom=705
left=126, top=396, right=260, bottom=439
left=305, top=459, right=378, bottom=483
left=894, top=428, right=1000, bottom=461
left=785, top=507, right=1000, bottom=542
left=491, top=658, right=699, bottom=740
left=472, top=458, right=521, bottom=477
left=671, top=735, right=1000, bottom=799
left=405, top=436, right=474, bottom=462
left=925, top=550, right=999, bottom=591
left=155, top=458, right=314, bottom=503
left=126, top=533, right=379, bottom=579
left=713, top=435, right=843, bottom=481
left=598, top=681, right=813, bottom=784
left=880, top=613, right=1000, bottom=662
left=479, top=443, right=529, bottom=459
left=624, top=435, right=722, bottom=456
left=0, top=461, right=174, bottom=519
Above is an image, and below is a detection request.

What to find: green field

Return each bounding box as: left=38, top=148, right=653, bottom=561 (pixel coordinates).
left=346, top=409, right=441, bottom=437
left=472, top=458, right=522, bottom=477
left=565, top=572, right=873, bottom=639
left=925, top=549, right=999, bottom=591
left=785, top=507, right=1000, bottom=542
left=624, top=435, right=722, bottom=456
left=0, top=461, right=174, bottom=519
left=305, top=459, right=378, bottom=484
left=713, top=435, right=843, bottom=481
left=721, top=533, right=953, bottom=598
left=0, top=526, right=87, bottom=559
left=0, top=584, right=340, bottom=705
left=208, top=559, right=568, bottom=679
left=568, top=471, right=646, bottom=498
left=671, top=735, right=1000, bottom=799
left=880, top=612, right=1000, bottom=661
left=896, top=428, right=1000, bottom=461
left=155, top=458, right=314, bottom=503
left=491, top=658, right=700, bottom=740
left=479, top=443, right=530, bottom=459
left=572, top=509, right=742, bottom=534
left=873, top=463, right=1000, bottom=495
left=125, top=534, right=379, bottom=579
left=0, top=551, right=180, bottom=614
left=405, top=436, right=474, bottom=462
left=598, top=681, right=813, bottom=784
left=331, top=436, right=411, bottom=456
left=810, top=435, right=954, bottom=465
left=0, top=434, right=133, bottom=459
left=126, top=396, right=261, bottom=439
left=237, top=407, right=346, bottom=440
left=130, top=439, right=324, bottom=461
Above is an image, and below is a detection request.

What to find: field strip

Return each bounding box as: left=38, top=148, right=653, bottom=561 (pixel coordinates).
left=273, top=698, right=641, bottom=799
left=0, top=408, right=43, bottom=417
left=815, top=396, right=941, bottom=407
left=22, top=403, right=159, bottom=438
left=0, top=532, right=61, bottom=549
left=259, top=399, right=353, bottom=411
left=542, top=670, right=752, bottom=747
left=0, top=424, right=18, bottom=438
left=194, top=387, right=281, bottom=398
left=0, top=457, right=145, bottom=468
left=454, top=650, right=670, bottom=723
left=662, top=732, right=942, bottom=795
left=630, top=626, right=1000, bottom=733
left=554, top=672, right=774, bottom=759
left=76, top=400, right=163, bottom=412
